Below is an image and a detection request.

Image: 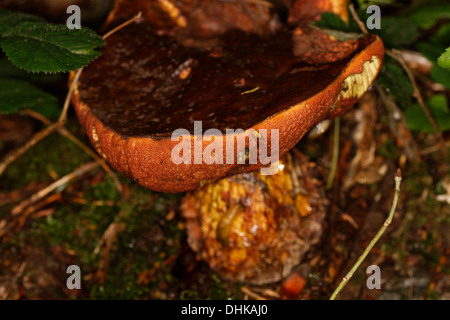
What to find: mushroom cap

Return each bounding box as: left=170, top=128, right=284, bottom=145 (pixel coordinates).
left=72, top=1, right=384, bottom=193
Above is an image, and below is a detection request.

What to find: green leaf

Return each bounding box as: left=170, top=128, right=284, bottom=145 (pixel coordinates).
left=437, top=47, right=450, bottom=70
left=314, top=12, right=362, bottom=42
left=0, top=78, right=60, bottom=118
left=372, top=17, right=418, bottom=48
left=0, top=10, right=105, bottom=73
left=316, top=11, right=362, bottom=33
left=316, top=12, right=351, bottom=32
left=378, top=62, right=413, bottom=108
left=0, top=57, right=64, bottom=83
left=0, top=22, right=105, bottom=73
left=0, top=9, right=45, bottom=34
left=405, top=95, right=450, bottom=133
left=410, top=4, right=450, bottom=29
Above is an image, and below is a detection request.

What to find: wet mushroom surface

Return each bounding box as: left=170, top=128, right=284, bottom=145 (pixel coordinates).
left=73, top=3, right=384, bottom=192
left=79, top=23, right=378, bottom=137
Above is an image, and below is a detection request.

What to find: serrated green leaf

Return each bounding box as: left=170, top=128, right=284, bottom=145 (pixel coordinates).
left=405, top=95, right=450, bottom=133
left=316, top=12, right=351, bottom=32
left=410, top=4, right=450, bottom=29
left=0, top=17, right=104, bottom=73
left=0, top=57, right=63, bottom=83
left=315, top=11, right=361, bottom=33
left=378, top=62, right=413, bottom=108
left=437, top=47, right=450, bottom=70
left=372, top=17, right=418, bottom=48
left=0, top=9, right=45, bottom=34
left=0, top=78, right=60, bottom=118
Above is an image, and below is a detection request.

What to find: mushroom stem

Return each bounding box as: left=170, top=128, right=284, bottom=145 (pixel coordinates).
left=181, top=151, right=326, bottom=284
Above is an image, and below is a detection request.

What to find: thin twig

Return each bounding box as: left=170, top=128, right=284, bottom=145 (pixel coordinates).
left=348, top=3, right=368, bottom=35
left=93, top=207, right=131, bottom=284
left=59, top=68, right=83, bottom=124
left=102, top=11, right=142, bottom=39
left=420, top=140, right=450, bottom=155
left=327, top=117, right=340, bottom=189
left=348, top=2, right=443, bottom=149
left=15, top=194, right=60, bottom=231
left=11, top=162, right=99, bottom=215
left=94, top=220, right=126, bottom=284
left=0, top=122, right=61, bottom=176
left=2, top=12, right=143, bottom=225
left=0, top=12, right=143, bottom=183
left=22, top=109, right=124, bottom=199
left=375, top=84, right=420, bottom=161
left=386, top=50, right=443, bottom=144
left=241, top=286, right=267, bottom=300
left=330, top=169, right=402, bottom=300
left=59, top=129, right=124, bottom=199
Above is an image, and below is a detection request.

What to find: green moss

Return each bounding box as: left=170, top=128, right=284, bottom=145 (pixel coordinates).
left=377, top=139, right=399, bottom=159
left=90, top=281, right=150, bottom=300
left=1, top=148, right=238, bottom=298
left=0, top=128, right=91, bottom=191
left=180, top=289, right=200, bottom=300
left=427, top=289, right=439, bottom=300
left=87, top=177, right=120, bottom=202
left=380, top=146, right=450, bottom=273
left=208, top=274, right=232, bottom=300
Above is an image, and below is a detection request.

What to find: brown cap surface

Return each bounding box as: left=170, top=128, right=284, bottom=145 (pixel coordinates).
left=72, top=1, right=384, bottom=192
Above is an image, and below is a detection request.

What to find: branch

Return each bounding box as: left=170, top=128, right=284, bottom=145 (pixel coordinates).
left=22, top=109, right=125, bottom=199
left=11, top=162, right=99, bottom=216
left=330, top=169, right=402, bottom=300
left=386, top=50, right=443, bottom=144
left=375, top=84, right=420, bottom=161
left=348, top=3, right=444, bottom=148
left=0, top=122, right=61, bottom=176
left=348, top=4, right=368, bottom=35
left=1, top=12, right=143, bottom=180
left=59, top=68, right=83, bottom=124
left=102, top=11, right=142, bottom=39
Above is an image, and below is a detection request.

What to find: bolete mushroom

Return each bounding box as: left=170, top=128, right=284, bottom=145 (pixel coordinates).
left=71, top=0, right=384, bottom=284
